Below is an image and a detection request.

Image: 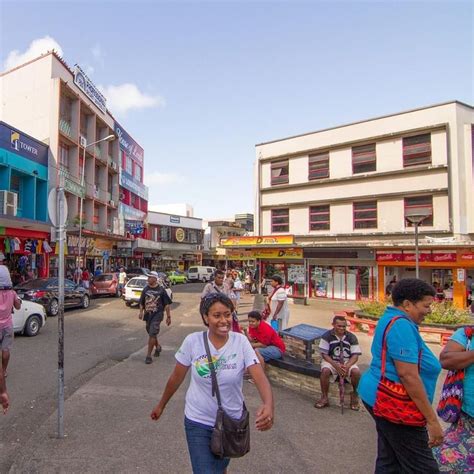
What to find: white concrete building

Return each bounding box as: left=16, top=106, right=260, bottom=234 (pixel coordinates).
left=252, top=101, right=474, bottom=306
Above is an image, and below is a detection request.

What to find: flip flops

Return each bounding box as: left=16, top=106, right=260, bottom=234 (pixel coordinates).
left=314, top=399, right=329, bottom=409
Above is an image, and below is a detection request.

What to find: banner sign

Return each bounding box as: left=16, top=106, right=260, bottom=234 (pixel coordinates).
left=119, top=202, right=146, bottom=221
left=377, top=250, right=457, bottom=263
left=114, top=122, right=144, bottom=166
left=0, top=122, right=48, bottom=166
left=226, top=247, right=302, bottom=260
left=221, top=235, right=294, bottom=247
left=119, top=169, right=148, bottom=200
left=73, top=65, right=107, bottom=114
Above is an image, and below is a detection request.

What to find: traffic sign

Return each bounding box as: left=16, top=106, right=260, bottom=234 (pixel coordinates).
left=48, top=188, right=68, bottom=227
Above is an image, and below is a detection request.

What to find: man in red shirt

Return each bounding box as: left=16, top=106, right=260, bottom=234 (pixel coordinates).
left=245, top=310, right=285, bottom=370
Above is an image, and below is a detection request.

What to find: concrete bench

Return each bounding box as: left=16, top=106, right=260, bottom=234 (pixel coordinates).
left=418, top=326, right=453, bottom=346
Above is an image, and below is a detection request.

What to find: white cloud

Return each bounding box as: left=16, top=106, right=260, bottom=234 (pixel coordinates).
left=4, top=36, right=63, bottom=70
left=99, top=83, right=164, bottom=116
left=145, top=172, right=186, bottom=186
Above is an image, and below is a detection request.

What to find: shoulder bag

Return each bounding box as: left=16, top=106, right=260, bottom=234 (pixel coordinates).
left=373, top=316, right=426, bottom=427
left=436, top=326, right=473, bottom=423
left=202, top=332, right=250, bottom=459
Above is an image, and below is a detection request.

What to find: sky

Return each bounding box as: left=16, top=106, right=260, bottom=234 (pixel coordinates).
left=1, top=0, right=473, bottom=220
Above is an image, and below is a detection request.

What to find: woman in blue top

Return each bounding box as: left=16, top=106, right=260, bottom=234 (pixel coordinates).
left=358, top=278, right=443, bottom=473
left=433, top=326, right=474, bottom=472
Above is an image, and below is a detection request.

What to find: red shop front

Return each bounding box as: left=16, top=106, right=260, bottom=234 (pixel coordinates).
left=0, top=228, right=52, bottom=284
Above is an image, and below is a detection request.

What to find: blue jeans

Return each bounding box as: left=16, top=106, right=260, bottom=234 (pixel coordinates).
left=184, top=417, right=230, bottom=473
left=257, top=345, right=283, bottom=362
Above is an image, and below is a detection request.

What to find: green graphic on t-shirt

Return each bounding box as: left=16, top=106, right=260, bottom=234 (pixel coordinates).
left=194, top=353, right=237, bottom=377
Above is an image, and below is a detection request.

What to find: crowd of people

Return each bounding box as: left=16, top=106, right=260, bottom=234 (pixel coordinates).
left=1, top=265, right=472, bottom=473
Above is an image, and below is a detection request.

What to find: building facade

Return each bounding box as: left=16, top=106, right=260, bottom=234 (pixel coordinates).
left=0, top=52, right=148, bottom=275
left=0, top=121, right=52, bottom=281
left=145, top=211, right=204, bottom=270
left=253, top=101, right=474, bottom=307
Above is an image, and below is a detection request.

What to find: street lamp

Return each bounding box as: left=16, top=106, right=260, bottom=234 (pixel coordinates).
left=405, top=208, right=433, bottom=279
left=77, top=134, right=115, bottom=269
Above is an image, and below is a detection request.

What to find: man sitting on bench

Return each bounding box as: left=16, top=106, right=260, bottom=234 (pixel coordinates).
left=314, top=315, right=362, bottom=411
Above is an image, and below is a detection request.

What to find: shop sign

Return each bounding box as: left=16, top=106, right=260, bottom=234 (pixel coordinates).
left=432, top=252, right=457, bottom=262
left=63, top=175, right=86, bottom=198
left=459, top=252, right=474, bottom=261
left=402, top=252, right=432, bottom=262
left=220, top=235, right=294, bottom=247
left=117, top=241, right=132, bottom=249
left=67, top=235, right=96, bottom=255
left=0, top=123, right=48, bottom=166
left=170, top=215, right=180, bottom=224
left=226, top=247, right=302, bottom=260
left=376, top=252, right=403, bottom=262
left=119, top=169, right=148, bottom=200
left=119, top=202, right=146, bottom=221
left=73, top=65, right=107, bottom=114
left=114, top=122, right=144, bottom=166
left=175, top=228, right=185, bottom=242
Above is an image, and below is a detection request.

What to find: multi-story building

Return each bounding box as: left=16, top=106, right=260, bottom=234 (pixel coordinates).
left=0, top=122, right=51, bottom=281
left=234, top=213, right=254, bottom=232
left=0, top=52, right=148, bottom=274
left=248, top=101, right=474, bottom=307
left=145, top=211, right=204, bottom=271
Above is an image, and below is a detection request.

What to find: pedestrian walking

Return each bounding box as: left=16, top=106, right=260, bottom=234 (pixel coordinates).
left=118, top=267, right=127, bottom=295
left=232, top=271, right=244, bottom=313
left=81, top=267, right=90, bottom=290
left=201, top=270, right=225, bottom=298
left=139, top=271, right=172, bottom=365
left=268, top=275, right=290, bottom=331
left=0, top=264, right=21, bottom=413
left=358, top=278, right=443, bottom=473
left=150, top=293, right=274, bottom=474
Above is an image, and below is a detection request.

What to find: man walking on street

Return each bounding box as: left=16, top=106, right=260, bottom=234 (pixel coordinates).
left=201, top=269, right=226, bottom=298
left=139, top=271, right=172, bottom=365
left=118, top=267, right=127, bottom=295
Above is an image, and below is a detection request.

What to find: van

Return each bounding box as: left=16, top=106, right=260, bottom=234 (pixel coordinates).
left=187, top=266, right=216, bottom=282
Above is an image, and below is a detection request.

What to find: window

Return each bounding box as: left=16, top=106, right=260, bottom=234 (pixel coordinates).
left=125, top=156, right=133, bottom=175
left=160, top=226, right=171, bottom=242
left=353, top=201, right=377, bottom=229
left=59, top=143, right=69, bottom=169
left=271, top=161, right=289, bottom=185
left=404, top=195, right=433, bottom=226
left=309, top=205, right=330, bottom=230
left=308, top=152, right=329, bottom=180
left=403, top=133, right=431, bottom=167
left=271, top=208, right=289, bottom=232
left=352, top=144, right=376, bottom=174
left=134, top=164, right=142, bottom=182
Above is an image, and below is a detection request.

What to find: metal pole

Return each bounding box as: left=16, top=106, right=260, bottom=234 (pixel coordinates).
left=77, top=145, right=86, bottom=272
left=415, top=222, right=420, bottom=279
left=57, top=187, right=66, bottom=438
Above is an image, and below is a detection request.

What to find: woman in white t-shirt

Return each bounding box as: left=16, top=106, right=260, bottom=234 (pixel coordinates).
left=268, top=275, right=290, bottom=331
left=151, top=293, right=274, bottom=473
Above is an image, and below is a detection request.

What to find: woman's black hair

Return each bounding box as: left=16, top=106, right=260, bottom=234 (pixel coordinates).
left=199, top=293, right=234, bottom=326
left=271, top=274, right=283, bottom=285
left=391, top=278, right=436, bottom=306
left=248, top=310, right=262, bottom=321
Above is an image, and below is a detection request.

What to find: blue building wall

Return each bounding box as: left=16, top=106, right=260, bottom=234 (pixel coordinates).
left=0, top=122, right=49, bottom=222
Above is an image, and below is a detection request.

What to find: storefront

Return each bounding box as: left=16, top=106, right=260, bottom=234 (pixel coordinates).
left=0, top=228, right=52, bottom=283
left=377, top=248, right=474, bottom=308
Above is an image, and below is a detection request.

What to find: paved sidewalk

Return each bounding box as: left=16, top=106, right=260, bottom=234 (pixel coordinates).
left=9, top=293, right=377, bottom=473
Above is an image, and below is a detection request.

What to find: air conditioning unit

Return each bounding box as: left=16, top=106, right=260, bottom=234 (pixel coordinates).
left=109, top=200, right=115, bottom=207
left=0, top=190, right=18, bottom=216
left=80, top=136, right=87, bottom=148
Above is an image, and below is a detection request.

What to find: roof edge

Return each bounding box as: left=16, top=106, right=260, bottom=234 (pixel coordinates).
left=255, top=100, right=474, bottom=147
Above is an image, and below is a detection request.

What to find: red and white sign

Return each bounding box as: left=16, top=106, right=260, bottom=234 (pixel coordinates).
left=460, top=252, right=474, bottom=261
left=402, top=252, right=432, bottom=262
left=376, top=252, right=403, bottom=262
left=432, top=252, right=457, bottom=262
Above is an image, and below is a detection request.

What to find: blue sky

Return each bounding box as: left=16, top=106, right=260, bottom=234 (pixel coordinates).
left=1, top=1, right=473, bottom=219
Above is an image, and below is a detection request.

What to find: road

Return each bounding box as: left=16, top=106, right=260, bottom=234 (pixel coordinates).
left=0, top=282, right=204, bottom=473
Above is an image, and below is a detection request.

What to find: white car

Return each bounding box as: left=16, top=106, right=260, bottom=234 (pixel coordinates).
left=123, top=276, right=173, bottom=307
left=13, top=299, right=47, bottom=337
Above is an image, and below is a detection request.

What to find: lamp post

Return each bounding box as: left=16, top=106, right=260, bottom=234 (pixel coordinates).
left=77, top=134, right=115, bottom=270
left=405, top=209, right=432, bottom=279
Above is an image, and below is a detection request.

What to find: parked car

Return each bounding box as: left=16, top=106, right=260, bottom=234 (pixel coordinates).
left=187, top=266, right=216, bottom=282
left=125, top=267, right=151, bottom=279
left=123, top=276, right=173, bottom=307
left=15, top=278, right=90, bottom=316
left=13, top=299, right=47, bottom=337
left=167, top=271, right=188, bottom=285
left=90, top=273, right=120, bottom=297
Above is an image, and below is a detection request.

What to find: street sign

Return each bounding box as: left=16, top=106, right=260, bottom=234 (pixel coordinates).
left=48, top=188, right=68, bottom=227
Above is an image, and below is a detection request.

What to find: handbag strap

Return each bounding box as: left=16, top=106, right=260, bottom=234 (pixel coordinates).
left=203, top=331, right=223, bottom=409
left=380, top=316, right=422, bottom=376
